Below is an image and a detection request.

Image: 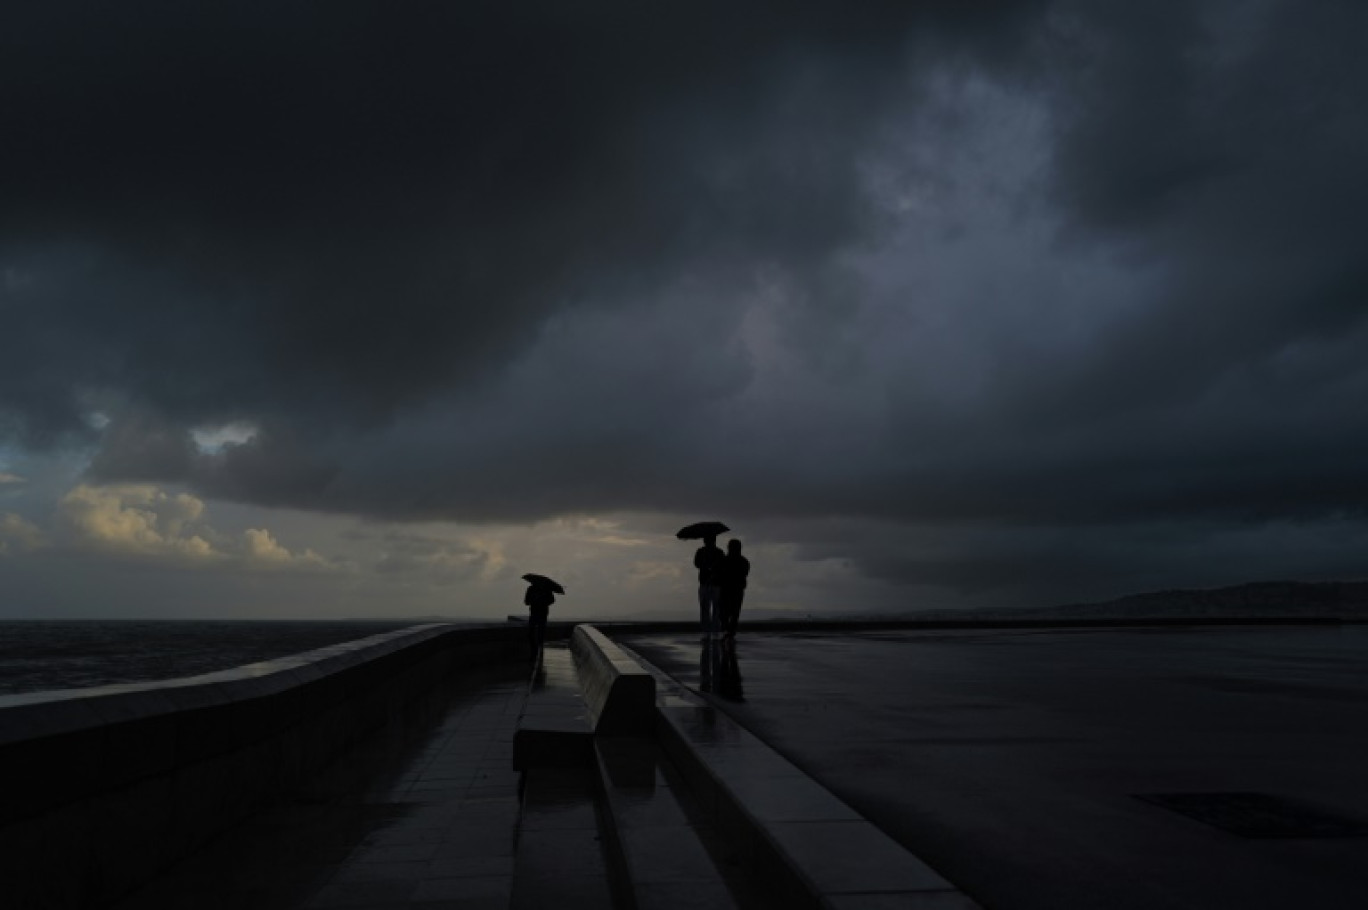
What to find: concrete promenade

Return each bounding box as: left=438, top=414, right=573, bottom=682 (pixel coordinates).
left=94, top=626, right=976, bottom=909
left=623, top=625, right=1368, bottom=910
left=60, top=621, right=1368, bottom=908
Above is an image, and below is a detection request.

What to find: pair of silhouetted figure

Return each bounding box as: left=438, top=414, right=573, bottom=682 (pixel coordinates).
left=694, top=535, right=749, bottom=639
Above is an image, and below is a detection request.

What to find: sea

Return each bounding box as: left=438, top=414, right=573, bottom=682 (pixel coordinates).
left=0, top=620, right=422, bottom=696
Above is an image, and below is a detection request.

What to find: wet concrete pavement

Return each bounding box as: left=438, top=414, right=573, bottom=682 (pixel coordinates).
left=621, top=626, right=1368, bottom=910
left=112, top=662, right=529, bottom=909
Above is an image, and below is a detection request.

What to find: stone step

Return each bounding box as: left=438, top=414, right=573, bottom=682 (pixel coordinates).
left=596, top=736, right=752, bottom=910
left=512, top=629, right=772, bottom=908
left=510, top=766, right=620, bottom=910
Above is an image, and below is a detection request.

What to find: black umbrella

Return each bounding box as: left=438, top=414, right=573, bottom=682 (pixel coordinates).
left=521, top=573, right=565, bottom=595
left=676, top=521, right=730, bottom=540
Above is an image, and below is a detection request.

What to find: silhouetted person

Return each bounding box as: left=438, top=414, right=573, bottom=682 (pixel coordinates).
left=525, top=583, right=555, bottom=662
left=694, top=534, right=725, bottom=636
left=718, top=539, right=750, bottom=639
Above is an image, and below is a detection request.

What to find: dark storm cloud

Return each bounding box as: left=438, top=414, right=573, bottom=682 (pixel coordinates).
left=964, top=0, right=1368, bottom=524
left=4, top=0, right=1368, bottom=601
left=778, top=512, right=1368, bottom=610
left=0, top=0, right=1041, bottom=444
left=1045, top=0, right=1368, bottom=381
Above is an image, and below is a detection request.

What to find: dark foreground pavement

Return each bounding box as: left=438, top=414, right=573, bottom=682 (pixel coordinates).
left=112, top=663, right=529, bottom=909
left=621, top=625, right=1368, bottom=910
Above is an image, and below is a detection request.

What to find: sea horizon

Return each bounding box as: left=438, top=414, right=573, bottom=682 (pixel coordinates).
left=0, top=619, right=422, bottom=697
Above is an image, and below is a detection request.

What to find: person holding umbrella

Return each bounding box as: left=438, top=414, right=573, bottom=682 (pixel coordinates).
left=678, top=522, right=728, bottom=637
left=522, top=573, right=563, bottom=662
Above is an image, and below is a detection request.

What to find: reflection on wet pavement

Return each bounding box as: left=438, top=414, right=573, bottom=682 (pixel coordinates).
left=698, top=638, right=745, bottom=703
left=624, top=627, right=1368, bottom=910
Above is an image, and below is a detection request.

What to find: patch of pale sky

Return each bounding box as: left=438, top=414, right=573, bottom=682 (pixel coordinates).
left=191, top=421, right=259, bottom=454
left=45, top=483, right=341, bottom=571
left=58, top=484, right=216, bottom=560
left=243, top=527, right=330, bottom=570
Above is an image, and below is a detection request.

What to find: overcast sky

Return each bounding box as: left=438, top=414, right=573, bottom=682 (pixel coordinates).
left=2, top=1, right=1366, bottom=619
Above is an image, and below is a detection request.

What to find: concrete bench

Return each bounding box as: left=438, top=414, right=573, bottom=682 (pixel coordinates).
left=513, top=625, right=656, bottom=770
left=570, top=624, right=655, bottom=736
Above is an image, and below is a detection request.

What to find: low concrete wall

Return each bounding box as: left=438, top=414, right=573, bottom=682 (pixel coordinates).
left=0, top=623, right=521, bottom=909
left=570, top=625, right=654, bottom=735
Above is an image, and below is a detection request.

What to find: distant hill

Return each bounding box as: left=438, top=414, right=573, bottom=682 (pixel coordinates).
left=820, top=580, right=1368, bottom=625
left=1012, top=580, right=1368, bottom=621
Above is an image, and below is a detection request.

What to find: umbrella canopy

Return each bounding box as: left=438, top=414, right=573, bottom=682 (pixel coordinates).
left=521, top=573, right=565, bottom=595
left=676, top=521, right=730, bottom=540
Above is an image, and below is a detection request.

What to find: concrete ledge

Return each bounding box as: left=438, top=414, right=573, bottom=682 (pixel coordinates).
left=512, top=625, right=658, bottom=770
left=0, top=623, right=522, bottom=909
left=571, top=624, right=655, bottom=735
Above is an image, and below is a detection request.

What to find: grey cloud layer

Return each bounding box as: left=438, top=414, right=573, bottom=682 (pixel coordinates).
left=3, top=1, right=1367, bottom=592
left=1, top=1, right=1037, bottom=437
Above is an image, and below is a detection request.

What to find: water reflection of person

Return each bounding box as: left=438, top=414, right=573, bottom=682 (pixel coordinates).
left=717, top=640, right=745, bottom=702
left=700, top=636, right=718, bottom=693
left=699, top=637, right=744, bottom=702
